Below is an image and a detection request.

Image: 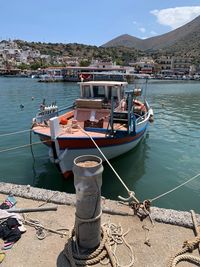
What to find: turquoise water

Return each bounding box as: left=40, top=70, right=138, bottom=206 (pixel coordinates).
left=0, top=77, right=200, bottom=212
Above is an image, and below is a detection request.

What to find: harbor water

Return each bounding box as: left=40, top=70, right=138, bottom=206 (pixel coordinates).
left=0, top=77, right=200, bottom=212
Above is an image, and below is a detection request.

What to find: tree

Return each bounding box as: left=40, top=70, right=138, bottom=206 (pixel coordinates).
left=18, top=63, right=29, bottom=70
left=79, top=60, right=91, bottom=67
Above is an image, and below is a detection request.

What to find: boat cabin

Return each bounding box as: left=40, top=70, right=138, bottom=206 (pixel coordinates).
left=73, top=81, right=130, bottom=129
left=78, top=81, right=128, bottom=103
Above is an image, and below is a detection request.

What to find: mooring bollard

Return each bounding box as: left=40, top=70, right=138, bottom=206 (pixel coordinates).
left=73, top=155, right=103, bottom=249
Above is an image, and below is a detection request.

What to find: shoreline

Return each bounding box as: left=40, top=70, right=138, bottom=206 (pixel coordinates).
left=0, top=182, right=199, bottom=229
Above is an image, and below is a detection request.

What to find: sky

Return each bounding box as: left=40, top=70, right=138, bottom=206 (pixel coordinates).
left=0, top=0, right=200, bottom=46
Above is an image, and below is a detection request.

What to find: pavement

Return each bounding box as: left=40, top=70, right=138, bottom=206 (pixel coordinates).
left=0, top=183, right=200, bottom=267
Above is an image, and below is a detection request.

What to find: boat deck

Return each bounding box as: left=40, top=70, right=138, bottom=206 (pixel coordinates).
left=33, top=121, right=127, bottom=138
left=33, top=107, right=128, bottom=139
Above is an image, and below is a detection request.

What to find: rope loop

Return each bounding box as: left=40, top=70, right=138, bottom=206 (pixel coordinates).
left=168, top=210, right=200, bottom=267
left=64, top=224, right=134, bottom=267
left=183, top=236, right=200, bottom=252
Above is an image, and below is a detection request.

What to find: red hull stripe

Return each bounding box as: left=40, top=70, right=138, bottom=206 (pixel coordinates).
left=39, top=129, right=146, bottom=149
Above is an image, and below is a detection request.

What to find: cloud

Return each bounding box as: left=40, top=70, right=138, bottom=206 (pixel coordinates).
left=139, top=27, right=146, bottom=33
left=150, top=30, right=157, bottom=35
left=151, top=6, right=200, bottom=29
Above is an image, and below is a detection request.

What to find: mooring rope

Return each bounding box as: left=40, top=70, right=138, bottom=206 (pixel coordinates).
left=0, top=129, right=32, bottom=137
left=64, top=227, right=113, bottom=267
left=79, top=126, right=140, bottom=203
left=64, top=224, right=134, bottom=267
left=150, top=172, right=200, bottom=203
left=0, top=140, right=49, bottom=153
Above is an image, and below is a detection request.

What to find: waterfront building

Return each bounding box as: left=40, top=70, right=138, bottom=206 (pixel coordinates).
left=171, top=57, right=192, bottom=75
left=155, top=56, right=173, bottom=75
left=130, top=57, right=155, bottom=74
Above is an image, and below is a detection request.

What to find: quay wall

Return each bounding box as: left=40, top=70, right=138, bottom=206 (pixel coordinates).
left=0, top=182, right=199, bottom=229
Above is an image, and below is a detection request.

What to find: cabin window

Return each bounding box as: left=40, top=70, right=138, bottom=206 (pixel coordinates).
left=82, top=85, right=91, bottom=98
left=93, top=86, right=105, bottom=98
left=107, top=86, right=119, bottom=100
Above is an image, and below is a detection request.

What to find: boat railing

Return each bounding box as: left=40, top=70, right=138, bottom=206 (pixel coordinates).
left=58, top=104, right=75, bottom=113
left=135, top=109, right=150, bottom=124
left=34, top=103, right=74, bottom=124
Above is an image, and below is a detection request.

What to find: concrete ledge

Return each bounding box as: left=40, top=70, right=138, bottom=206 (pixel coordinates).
left=0, top=182, right=76, bottom=205
left=0, top=182, right=199, bottom=229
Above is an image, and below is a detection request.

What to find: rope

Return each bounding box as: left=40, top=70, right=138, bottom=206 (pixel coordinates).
left=0, top=140, right=49, bottom=153
left=38, top=191, right=59, bottom=207
left=79, top=125, right=139, bottom=203
left=75, top=211, right=102, bottom=223
left=0, top=129, right=32, bottom=137
left=103, top=223, right=134, bottom=267
left=170, top=254, right=200, bottom=266
left=150, top=172, right=200, bottom=202
left=64, top=224, right=134, bottom=267
left=190, top=209, right=200, bottom=253
left=168, top=210, right=200, bottom=267
left=24, top=217, right=69, bottom=239
left=64, top=227, right=114, bottom=266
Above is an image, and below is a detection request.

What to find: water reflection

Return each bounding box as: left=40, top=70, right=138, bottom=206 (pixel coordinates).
left=102, top=135, right=150, bottom=200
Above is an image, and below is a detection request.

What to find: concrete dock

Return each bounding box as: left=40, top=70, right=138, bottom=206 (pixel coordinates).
left=0, top=182, right=199, bottom=267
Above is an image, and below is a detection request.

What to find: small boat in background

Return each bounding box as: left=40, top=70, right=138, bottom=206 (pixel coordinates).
left=32, top=80, right=153, bottom=178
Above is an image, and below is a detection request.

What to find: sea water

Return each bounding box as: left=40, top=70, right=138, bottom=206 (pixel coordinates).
left=0, top=77, right=200, bottom=212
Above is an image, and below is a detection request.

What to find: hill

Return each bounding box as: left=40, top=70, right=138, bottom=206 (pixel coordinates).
left=14, top=15, right=200, bottom=67
left=15, top=40, right=144, bottom=66
left=102, top=15, right=200, bottom=54
left=101, top=34, right=143, bottom=49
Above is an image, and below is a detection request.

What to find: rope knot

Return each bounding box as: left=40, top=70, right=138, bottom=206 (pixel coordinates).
left=183, top=236, right=200, bottom=252
left=130, top=199, right=151, bottom=216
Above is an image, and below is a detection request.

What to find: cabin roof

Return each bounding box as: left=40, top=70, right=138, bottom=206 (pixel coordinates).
left=78, top=81, right=128, bottom=86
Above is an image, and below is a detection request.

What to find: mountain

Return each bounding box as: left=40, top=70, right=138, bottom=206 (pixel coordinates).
left=102, top=15, right=200, bottom=52
left=101, top=34, right=143, bottom=49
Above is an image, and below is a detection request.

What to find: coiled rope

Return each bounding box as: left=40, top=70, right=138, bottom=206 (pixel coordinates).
left=64, top=224, right=134, bottom=267
left=64, top=227, right=115, bottom=267
left=104, top=223, right=134, bottom=267
left=168, top=210, right=200, bottom=267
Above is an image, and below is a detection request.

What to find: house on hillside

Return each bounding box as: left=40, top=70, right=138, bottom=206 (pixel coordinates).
left=171, top=57, right=192, bottom=75
left=130, top=57, right=156, bottom=75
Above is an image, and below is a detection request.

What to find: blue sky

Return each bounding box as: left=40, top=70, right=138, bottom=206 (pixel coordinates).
left=1, top=0, right=200, bottom=46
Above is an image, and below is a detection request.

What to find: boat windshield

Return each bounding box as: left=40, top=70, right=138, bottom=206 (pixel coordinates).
left=81, top=83, right=126, bottom=102
left=82, top=85, right=91, bottom=98
left=93, top=86, right=105, bottom=98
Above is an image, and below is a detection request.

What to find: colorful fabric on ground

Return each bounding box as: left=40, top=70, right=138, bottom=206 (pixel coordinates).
left=0, top=218, right=21, bottom=243
left=0, top=195, right=17, bottom=210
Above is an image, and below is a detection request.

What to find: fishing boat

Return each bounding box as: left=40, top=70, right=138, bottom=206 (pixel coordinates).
left=32, top=80, right=153, bottom=178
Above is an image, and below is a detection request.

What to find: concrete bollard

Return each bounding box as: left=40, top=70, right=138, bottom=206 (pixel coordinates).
left=73, top=155, right=103, bottom=249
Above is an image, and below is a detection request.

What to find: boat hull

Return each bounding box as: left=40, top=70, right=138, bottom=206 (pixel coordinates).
left=39, top=126, right=147, bottom=178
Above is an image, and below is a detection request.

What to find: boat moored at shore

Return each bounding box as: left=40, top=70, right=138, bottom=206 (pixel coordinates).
left=32, top=80, right=153, bottom=178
